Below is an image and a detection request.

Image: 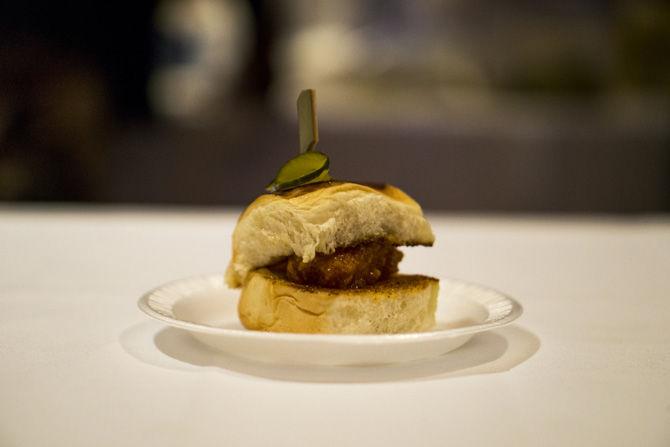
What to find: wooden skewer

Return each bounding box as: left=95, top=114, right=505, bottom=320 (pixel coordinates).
left=297, top=89, right=319, bottom=153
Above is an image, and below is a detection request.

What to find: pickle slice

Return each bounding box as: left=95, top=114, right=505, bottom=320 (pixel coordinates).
left=266, top=151, right=331, bottom=193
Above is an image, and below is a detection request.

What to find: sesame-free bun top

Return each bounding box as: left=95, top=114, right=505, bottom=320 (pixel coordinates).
left=225, top=181, right=435, bottom=288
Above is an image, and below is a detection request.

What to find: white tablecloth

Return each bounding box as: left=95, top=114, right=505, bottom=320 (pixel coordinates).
left=1, top=208, right=669, bottom=447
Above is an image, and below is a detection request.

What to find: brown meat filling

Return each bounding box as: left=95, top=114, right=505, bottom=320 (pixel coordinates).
left=271, top=240, right=403, bottom=289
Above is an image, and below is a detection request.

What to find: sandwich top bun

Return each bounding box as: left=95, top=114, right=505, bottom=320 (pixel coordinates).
left=225, top=181, right=435, bottom=288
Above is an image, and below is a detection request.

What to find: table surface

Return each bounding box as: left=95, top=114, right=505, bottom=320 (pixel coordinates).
left=1, top=207, right=669, bottom=447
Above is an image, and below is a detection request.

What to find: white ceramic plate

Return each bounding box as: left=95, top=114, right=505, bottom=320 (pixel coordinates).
left=138, top=274, right=522, bottom=366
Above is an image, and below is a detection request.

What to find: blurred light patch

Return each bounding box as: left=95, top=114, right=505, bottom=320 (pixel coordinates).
left=149, top=0, right=253, bottom=122
left=271, top=0, right=670, bottom=136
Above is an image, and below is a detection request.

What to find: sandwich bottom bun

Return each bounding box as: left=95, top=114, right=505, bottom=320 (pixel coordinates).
left=238, top=268, right=439, bottom=334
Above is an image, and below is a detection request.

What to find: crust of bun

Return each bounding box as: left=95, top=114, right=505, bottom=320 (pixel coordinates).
left=238, top=268, right=439, bottom=334
left=226, top=181, right=434, bottom=288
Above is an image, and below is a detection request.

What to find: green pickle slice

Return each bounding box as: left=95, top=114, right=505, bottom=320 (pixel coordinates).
left=266, top=151, right=331, bottom=193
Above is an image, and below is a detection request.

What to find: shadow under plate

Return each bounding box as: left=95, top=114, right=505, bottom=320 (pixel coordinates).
left=119, top=320, right=540, bottom=384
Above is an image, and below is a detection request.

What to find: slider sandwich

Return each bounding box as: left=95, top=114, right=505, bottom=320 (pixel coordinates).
left=225, top=181, right=438, bottom=334
left=225, top=91, right=438, bottom=334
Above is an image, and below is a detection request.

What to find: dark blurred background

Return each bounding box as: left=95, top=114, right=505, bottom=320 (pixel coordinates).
left=1, top=0, right=669, bottom=212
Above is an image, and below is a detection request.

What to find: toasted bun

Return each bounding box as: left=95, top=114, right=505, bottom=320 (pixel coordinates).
left=226, top=181, right=434, bottom=288
left=238, top=269, right=439, bottom=334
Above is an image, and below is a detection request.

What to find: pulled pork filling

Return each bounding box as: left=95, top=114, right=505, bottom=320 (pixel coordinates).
left=271, top=240, right=403, bottom=289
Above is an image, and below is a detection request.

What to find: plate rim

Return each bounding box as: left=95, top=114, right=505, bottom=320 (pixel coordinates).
left=138, top=273, right=523, bottom=344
